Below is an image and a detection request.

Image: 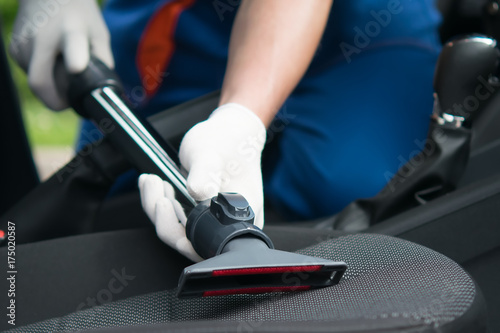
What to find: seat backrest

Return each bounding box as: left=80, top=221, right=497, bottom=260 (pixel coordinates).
left=0, top=24, right=39, bottom=215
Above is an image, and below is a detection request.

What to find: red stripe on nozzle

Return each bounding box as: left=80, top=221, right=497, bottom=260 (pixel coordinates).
left=203, top=285, right=311, bottom=297
left=211, top=265, right=323, bottom=277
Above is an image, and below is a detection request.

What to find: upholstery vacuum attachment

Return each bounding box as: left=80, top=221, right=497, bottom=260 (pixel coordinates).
left=55, top=56, right=347, bottom=298
left=179, top=192, right=347, bottom=298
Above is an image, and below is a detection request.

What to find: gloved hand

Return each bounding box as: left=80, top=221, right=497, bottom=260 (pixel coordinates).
left=179, top=103, right=267, bottom=229
left=139, top=103, right=266, bottom=261
left=139, top=174, right=203, bottom=262
left=9, top=0, right=114, bottom=110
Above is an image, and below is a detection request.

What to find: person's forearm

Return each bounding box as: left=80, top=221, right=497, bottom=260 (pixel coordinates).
left=219, top=0, right=332, bottom=127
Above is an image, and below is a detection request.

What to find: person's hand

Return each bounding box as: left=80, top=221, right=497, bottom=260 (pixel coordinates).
left=139, top=103, right=265, bottom=261
left=179, top=103, right=267, bottom=229
left=9, top=0, right=114, bottom=110
left=139, top=174, right=203, bottom=262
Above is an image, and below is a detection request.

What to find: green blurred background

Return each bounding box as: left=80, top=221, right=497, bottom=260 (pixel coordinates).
left=1, top=2, right=80, bottom=147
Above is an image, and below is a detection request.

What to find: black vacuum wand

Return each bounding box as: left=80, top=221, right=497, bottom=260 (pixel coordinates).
left=54, top=56, right=196, bottom=212
left=55, top=56, right=347, bottom=298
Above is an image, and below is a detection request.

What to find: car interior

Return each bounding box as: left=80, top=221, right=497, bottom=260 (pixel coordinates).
left=0, top=0, right=499, bottom=332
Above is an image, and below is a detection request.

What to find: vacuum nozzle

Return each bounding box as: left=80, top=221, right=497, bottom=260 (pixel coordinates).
left=53, top=57, right=347, bottom=298
left=177, top=193, right=347, bottom=298
left=178, top=237, right=346, bottom=298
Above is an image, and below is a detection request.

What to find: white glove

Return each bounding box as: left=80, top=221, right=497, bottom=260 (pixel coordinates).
left=10, top=0, right=114, bottom=110
left=138, top=103, right=266, bottom=262
left=139, top=174, right=203, bottom=263
left=179, top=103, right=267, bottom=229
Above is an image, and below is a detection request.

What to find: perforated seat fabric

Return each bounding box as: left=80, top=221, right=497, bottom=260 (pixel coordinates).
left=9, top=234, right=485, bottom=333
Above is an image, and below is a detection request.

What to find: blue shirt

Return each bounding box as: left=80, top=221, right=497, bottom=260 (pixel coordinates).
left=102, top=0, right=441, bottom=116
left=93, top=0, right=442, bottom=219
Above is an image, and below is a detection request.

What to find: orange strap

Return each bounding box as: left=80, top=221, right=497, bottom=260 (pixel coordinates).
left=136, top=0, right=196, bottom=98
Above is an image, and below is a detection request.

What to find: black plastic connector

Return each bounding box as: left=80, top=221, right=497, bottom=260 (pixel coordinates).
left=186, top=193, right=274, bottom=259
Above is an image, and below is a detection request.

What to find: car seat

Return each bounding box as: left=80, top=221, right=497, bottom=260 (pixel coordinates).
left=0, top=49, right=493, bottom=333
left=0, top=229, right=488, bottom=332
